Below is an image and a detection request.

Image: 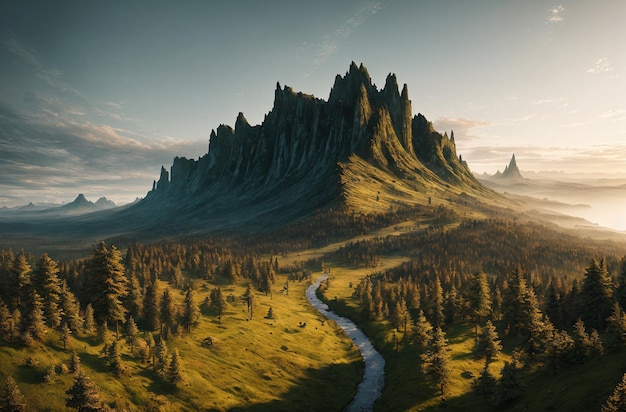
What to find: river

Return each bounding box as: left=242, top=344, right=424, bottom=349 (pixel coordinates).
left=306, top=274, right=385, bottom=412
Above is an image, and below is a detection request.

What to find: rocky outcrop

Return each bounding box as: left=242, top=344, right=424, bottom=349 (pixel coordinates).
left=501, top=154, right=523, bottom=179
left=135, top=62, right=488, bottom=229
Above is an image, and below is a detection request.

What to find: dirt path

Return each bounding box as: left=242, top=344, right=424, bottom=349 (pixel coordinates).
left=306, top=274, right=385, bottom=412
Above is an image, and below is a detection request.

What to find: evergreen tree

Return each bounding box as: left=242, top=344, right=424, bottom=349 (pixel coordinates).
left=0, top=298, right=11, bottom=341
left=124, top=274, right=143, bottom=324
left=61, top=323, right=72, bottom=350
left=85, top=242, right=127, bottom=336
left=59, top=281, right=83, bottom=334
left=429, top=278, right=445, bottom=328
left=125, top=316, right=139, bottom=351
left=169, top=265, right=184, bottom=289
left=411, top=309, right=433, bottom=352
left=3, top=376, right=27, bottom=412
left=421, top=327, right=450, bottom=395
left=69, top=351, right=81, bottom=373
left=603, top=373, right=626, bottom=412
left=31, top=253, right=63, bottom=329
left=181, top=286, right=200, bottom=332
left=83, top=304, right=95, bottom=335
left=468, top=270, right=492, bottom=339
left=581, top=258, right=614, bottom=330
left=65, top=369, right=104, bottom=412
left=22, top=289, right=46, bottom=343
left=590, top=329, right=604, bottom=355
left=159, top=288, right=176, bottom=335
left=473, top=361, right=496, bottom=404
left=605, top=303, right=626, bottom=350
left=142, top=280, right=160, bottom=331
left=615, top=256, right=626, bottom=311
left=10, top=251, right=31, bottom=310
left=167, top=348, right=183, bottom=384
left=108, top=339, right=123, bottom=377
left=243, top=284, right=255, bottom=320
left=210, top=287, right=227, bottom=325
left=473, top=320, right=502, bottom=364
left=547, top=329, right=574, bottom=375
left=572, top=318, right=593, bottom=364
left=497, top=360, right=522, bottom=406
left=154, top=337, right=169, bottom=375
left=99, top=320, right=111, bottom=345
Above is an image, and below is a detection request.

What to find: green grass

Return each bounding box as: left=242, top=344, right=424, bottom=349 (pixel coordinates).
left=0, top=277, right=363, bottom=411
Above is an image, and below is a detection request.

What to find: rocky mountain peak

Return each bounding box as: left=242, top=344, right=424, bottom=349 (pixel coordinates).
left=501, top=153, right=523, bottom=179
left=138, top=62, right=489, bottom=231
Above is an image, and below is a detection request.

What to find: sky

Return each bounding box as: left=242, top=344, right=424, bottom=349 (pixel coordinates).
left=1, top=0, right=625, bottom=208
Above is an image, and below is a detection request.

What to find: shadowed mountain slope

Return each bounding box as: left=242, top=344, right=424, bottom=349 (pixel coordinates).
left=128, top=62, right=492, bottom=231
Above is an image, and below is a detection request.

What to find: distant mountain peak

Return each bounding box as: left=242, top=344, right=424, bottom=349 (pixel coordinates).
left=95, top=196, right=116, bottom=209
left=501, top=154, right=523, bottom=179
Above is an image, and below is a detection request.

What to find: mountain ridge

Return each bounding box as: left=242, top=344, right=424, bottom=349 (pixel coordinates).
left=134, top=62, right=493, bottom=229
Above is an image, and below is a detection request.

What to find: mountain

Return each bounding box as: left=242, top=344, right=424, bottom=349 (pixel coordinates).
left=95, top=196, right=116, bottom=209
left=127, top=62, right=493, bottom=234
left=56, top=194, right=100, bottom=214
left=501, top=153, right=523, bottom=179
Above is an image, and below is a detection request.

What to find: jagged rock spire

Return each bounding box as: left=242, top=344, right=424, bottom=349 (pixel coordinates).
left=501, top=154, right=523, bottom=179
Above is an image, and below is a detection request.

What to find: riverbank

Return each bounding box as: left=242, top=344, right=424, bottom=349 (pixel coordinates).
left=306, top=274, right=385, bottom=412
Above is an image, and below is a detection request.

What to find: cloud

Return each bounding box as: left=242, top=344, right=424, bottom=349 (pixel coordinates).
left=301, top=1, right=393, bottom=69
left=547, top=5, right=565, bottom=23
left=433, top=117, right=490, bottom=141
left=587, top=57, right=614, bottom=74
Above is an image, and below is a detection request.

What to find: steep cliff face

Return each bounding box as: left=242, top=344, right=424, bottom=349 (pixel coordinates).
left=136, top=62, right=488, bottom=228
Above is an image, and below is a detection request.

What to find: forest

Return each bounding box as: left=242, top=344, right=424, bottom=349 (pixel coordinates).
left=1, top=204, right=626, bottom=411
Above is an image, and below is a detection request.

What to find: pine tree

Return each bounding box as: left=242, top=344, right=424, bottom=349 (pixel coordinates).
left=167, top=348, right=183, bottom=384
left=571, top=318, right=593, bottom=364
left=124, top=274, right=143, bottom=324
left=497, top=360, right=522, bottom=406
left=581, top=258, right=614, bottom=330
left=605, top=303, right=626, bottom=350
left=468, top=270, right=492, bottom=339
left=31, top=253, right=63, bottom=329
left=142, top=280, right=160, bottom=331
left=85, top=242, right=127, bottom=336
left=0, top=298, right=12, bottom=341
left=83, top=304, right=95, bottom=335
left=411, top=309, right=433, bottom=352
left=473, top=361, right=496, bottom=404
left=22, top=289, right=46, bottom=343
left=59, top=280, right=83, bottom=334
left=210, top=287, right=227, bottom=325
left=10, top=251, right=31, bottom=310
left=65, top=369, right=104, bottom=412
left=169, top=265, right=184, bottom=289
left=125, top=316, right=139, bottom=351
left=421, top=327, right=450, bottom=395
left=615, top=256, right=626, bottom=311
left=547, top=329, right=574, bottom=375
left=61, top=323, right=72, bottom=350
left=159, top=288, right=176, bottom=335
left=108, top=339, right=123, bottom=377
left=429, top=278, right=445, bottom=328
left=154, top=337, right=169, bottom=375
left=3, top=376, right=27, bottom=412
left=69, top=351, right=81, bottom=373
left=602, top=373, right=626, bottom=412
left=181, top=286, right=200, bottom=332
left=243, top=284, right=255, bottom=320
left=473, top=320, right=502, bottom=364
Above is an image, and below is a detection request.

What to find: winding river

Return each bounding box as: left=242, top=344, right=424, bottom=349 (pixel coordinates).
left=306, top=274, right=385, bottom=412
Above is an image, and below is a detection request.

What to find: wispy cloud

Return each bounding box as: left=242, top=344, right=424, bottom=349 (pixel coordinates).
left=433, top=117, right=490, bottom=141
left=301, top=1, right=393, bottom=70
left=587, top=57, right=615, bottom=74
left=547, top=5, right=565, bottom=23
